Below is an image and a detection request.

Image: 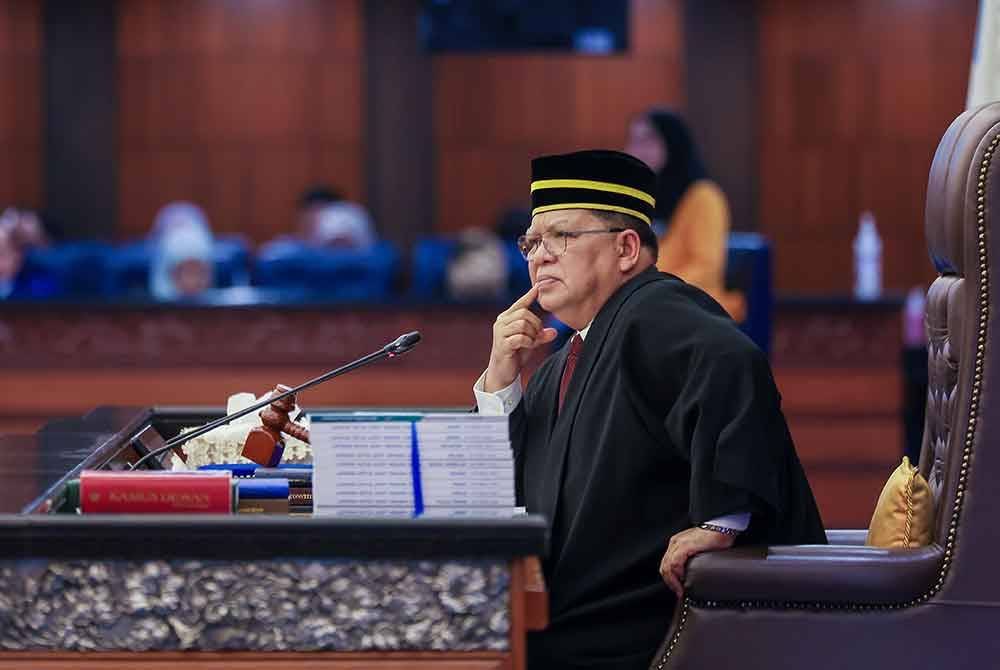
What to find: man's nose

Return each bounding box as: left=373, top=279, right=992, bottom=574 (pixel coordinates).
left=530, top=240, right=557, bottom=263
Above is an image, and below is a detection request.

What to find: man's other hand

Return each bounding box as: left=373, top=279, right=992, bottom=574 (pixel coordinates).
left=484, top=284, right=558, bottom=391
left=659, top=526, right=736, bottom=598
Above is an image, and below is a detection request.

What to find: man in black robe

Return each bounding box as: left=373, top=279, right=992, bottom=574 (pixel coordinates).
left=473, top=150, right=826, bottom=669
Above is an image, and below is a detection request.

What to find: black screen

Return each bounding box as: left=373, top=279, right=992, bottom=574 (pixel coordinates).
left=420, top=0, right=629, bottom=53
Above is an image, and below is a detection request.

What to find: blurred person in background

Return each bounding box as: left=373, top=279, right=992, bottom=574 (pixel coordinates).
left=296, top=184, right=343, bottom=243
left=3, top=207, right=49, bottom=249
left=149, top=202, right=215, bottom=300
left=309, top=200, right=377, bottom=250
left=446, top=228, right=509, bottom=301
left=0, top=207, right=57, bottom=299
left=626, top=108, right=743, bottom=319
left=264, top=185, right=376, bottom=251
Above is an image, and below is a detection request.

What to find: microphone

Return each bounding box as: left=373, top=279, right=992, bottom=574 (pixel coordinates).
left=386, top=330, right=421, bottom=355
left=129, top=331, right=422, bottom=470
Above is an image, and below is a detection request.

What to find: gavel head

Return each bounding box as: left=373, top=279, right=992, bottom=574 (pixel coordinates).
left=241, top=385, right=295, bottom=466
left=242, top=425, right=285, bottom=466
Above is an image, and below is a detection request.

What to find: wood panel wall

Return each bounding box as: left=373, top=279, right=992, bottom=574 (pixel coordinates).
left=432, top=0, right=684, bottom=233
left=0, top=0, right=41, bottom=210
left=117, top=0, right=365, bottom=242
left=759, top=0, right=979, bottom=295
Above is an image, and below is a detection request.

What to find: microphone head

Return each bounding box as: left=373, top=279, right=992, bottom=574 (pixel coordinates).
left=387, top=331, right=422, bottom=355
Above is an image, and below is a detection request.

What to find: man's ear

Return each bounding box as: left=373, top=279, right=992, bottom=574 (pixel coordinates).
left=618, top=230, right=642, bottom=272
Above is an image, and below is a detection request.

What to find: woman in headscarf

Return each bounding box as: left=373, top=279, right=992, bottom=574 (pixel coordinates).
left=149, top=202, right=215, bottom=300
left=626, top=109, right=743, bottom=320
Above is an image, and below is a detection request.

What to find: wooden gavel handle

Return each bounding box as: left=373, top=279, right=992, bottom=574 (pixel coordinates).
left=260, top=405, right=310, bottom=444
left=281, top=420, right=310, bottom=443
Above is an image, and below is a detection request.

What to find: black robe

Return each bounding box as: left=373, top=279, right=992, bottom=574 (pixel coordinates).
left=513, top=267, right=826, bottom=670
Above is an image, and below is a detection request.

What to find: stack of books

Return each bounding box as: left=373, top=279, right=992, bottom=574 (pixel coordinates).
left=310, top=412, right=515, bottom=518
left=416, top=415, right=515, bottom=518
left=202, top=464, right=313, bottom=515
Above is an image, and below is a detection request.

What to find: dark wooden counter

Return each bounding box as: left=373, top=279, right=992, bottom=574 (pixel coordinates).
left=0, top=406, right=548, bottom=669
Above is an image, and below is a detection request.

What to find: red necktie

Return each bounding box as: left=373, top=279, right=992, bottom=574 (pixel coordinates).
left=558, top=334, right=584, bottom=413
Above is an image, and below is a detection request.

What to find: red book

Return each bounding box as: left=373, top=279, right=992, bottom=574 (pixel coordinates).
left=79, top=471, right=233, bottom=514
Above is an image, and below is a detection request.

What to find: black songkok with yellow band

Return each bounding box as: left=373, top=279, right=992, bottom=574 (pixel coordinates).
left=530, top=149, right=657, bottom=226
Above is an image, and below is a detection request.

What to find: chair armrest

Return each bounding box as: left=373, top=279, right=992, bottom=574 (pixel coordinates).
left=685, top=543, right=943, bottom=605
left=825, top=529, right=868, bottom=545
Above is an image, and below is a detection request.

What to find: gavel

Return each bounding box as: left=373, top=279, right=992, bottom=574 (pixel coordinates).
left=242, top=385, right=311, bottom=466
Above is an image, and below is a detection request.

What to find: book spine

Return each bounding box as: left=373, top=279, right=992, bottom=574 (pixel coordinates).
left=237, top=478, right=290, bottom=499
left=79, top=472, right=233, bottom=514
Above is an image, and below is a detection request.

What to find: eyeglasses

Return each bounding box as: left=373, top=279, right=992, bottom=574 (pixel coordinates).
left=516, top=228, right=626, bottom=260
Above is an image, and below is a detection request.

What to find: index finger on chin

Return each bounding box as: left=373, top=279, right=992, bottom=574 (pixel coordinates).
left=507, top=284, right=538, bottom=312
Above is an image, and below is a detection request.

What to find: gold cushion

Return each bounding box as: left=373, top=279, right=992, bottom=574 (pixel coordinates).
left=866, top=457, right=935, bottom=548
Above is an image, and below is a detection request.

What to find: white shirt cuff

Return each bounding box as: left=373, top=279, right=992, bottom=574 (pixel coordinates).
left=705, top=512, right=751, bottom=532
left=473, top=370, right=523, bottom=415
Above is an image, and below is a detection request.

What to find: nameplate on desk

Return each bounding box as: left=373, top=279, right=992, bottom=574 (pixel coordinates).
left=309, top=412, right=515, bottom=518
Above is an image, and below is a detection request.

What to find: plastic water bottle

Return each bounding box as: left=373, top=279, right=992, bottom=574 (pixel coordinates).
left=853, top=211, right=882, bottom=300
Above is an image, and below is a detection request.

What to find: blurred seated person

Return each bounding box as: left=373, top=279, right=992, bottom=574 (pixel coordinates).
left=265, top=184, right=375, bottom=251
left=446, top=228, right=509, bottom=300
left=309, top=201, right=377, bottom=250
left=0, top=207, right=59, bottom=299
left=2, top=207, right=49, bottom=249
left=626, top=108, right=745, bottom=321
left=297, top=184, right=343, bottom=243
left=149, top=202, right=216, bottom=300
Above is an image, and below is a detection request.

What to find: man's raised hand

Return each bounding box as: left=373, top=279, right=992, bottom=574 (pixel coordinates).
left=484, top=285, right=558, bottom=392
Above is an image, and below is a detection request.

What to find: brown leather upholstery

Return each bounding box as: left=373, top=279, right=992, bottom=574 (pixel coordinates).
left=650, top=102, right=1000, bottom=669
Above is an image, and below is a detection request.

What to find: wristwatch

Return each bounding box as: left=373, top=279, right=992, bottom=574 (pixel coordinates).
left=698, top=522, right=741, bottom=537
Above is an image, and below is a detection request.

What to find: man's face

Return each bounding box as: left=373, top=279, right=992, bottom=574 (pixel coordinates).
left=171, top=258, right=212, bottom=296
left=525, top=209, right=623, bottom=328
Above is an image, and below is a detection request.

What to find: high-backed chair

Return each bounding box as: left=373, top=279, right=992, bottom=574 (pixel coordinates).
left=650, top=102, right=1000, bottom=668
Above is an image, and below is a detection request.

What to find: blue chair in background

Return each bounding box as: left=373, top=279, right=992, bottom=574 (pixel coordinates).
left=725, top=232, right=773, bottom=355
left=254, top=240, right=400, bottom=301
left=21, top=241, right=118, bottom=299
left=213, top=236, right=251, bottom=288
left=411, top=237, right=457, bottom=300
left=103, top=239, right=150, bottom=296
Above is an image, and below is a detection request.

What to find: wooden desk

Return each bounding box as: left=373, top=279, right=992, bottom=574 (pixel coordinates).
left=0, top=408, right=549, bottom=669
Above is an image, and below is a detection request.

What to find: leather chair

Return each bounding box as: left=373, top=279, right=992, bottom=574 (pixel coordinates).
left=650, top=102, right=1000, bottom=668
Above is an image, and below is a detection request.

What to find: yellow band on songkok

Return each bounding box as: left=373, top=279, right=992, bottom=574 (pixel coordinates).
left=530, top=150, right=657, bottom=225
